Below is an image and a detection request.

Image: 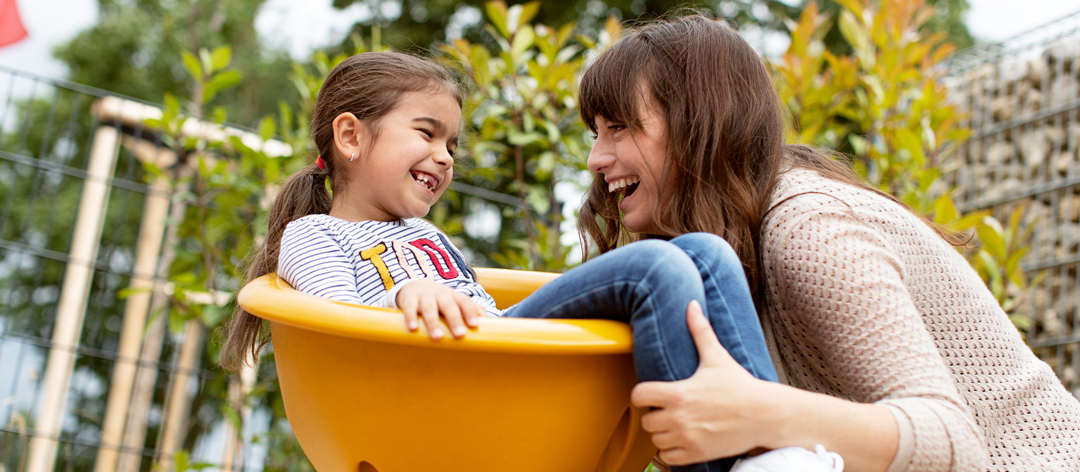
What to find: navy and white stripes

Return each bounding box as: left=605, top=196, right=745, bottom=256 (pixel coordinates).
left=278, top=214, right=501, bottom=316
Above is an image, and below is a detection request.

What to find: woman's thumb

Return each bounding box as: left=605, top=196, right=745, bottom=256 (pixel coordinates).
left=686, top=300, right=734, bottom=368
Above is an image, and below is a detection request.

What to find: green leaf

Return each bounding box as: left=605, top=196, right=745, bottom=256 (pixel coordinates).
left=202, top=304, right=225, bottom=326
left=917, top=167, right=939, bottom=192
left=258, top=116, right=277, bottom=142
left=174, top=451, right=190, bottom=471
left=199, top=48, right=213, bottom=76
left=203, top=70, right=244, bottom=103
left=181, top=50, right=202, bottom=80
left=222, top=404, right=242, bottom=429
left=117, top=286, right=152, bottom=300
left=485, top=1, right=510, bottom=39
left=1005, top=247, right=1029, bottom=288
left=209, top=46, right=231, bottom=73
left=933, top=194, right=958, bottom=225
left=510, top=25, right=535, bottom=65
left=977, top=216, right=1006, bottom=262
left=507, top=131, right=545, bottom=146
left=168, top=310, right=186, bottom=335
left=838, top=10, right=869, bottom=56
left=517, top=1, right=541, bottom=28
left=976, top=250, right=1001, bottom=284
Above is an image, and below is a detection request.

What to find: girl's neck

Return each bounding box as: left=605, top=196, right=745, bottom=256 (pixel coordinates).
left=328, top=195, right=402, bottom=223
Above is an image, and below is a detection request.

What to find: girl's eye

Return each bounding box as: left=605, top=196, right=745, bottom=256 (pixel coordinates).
left=447, top=147, right=456, bottom=157
left=608, top=124, right=626, bottom=132
left=419, top=128, right=434, bottom=138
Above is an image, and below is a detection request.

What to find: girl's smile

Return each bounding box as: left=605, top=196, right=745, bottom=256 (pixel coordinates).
left=331, top=90, right=461, bottom=222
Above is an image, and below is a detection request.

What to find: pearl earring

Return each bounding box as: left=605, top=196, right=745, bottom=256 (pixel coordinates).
left=349, top=151, right=356, bottom=162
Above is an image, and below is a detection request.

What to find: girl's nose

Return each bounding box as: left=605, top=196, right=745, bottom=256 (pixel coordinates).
left=434, top=148, right=454, bottom=168
left=586, top=138, right=613, bottom=174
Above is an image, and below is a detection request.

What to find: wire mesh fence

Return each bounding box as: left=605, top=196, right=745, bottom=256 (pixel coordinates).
left=0, top=65, right=285, bottom=472
left=944, top=10, right=1080, bottom=394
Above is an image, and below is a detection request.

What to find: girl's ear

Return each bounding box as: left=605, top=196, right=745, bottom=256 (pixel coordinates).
left=332, top=112, right=365, bottom=160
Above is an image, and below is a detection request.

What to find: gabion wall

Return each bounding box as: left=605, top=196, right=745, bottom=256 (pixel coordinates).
left=944, top=13, right=1080, bottom=394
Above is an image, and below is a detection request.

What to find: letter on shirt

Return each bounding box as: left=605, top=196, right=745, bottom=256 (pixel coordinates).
left=410, top=239, right=459, bottom=279
left=360, top=243, right=394, bottom=290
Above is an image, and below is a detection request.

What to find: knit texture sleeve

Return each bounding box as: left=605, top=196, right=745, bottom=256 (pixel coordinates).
left=278, top=218, right=367, bottom=306
left=765, top=200, right=989, bottom=472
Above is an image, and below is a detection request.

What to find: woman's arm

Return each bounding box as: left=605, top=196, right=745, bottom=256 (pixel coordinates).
left=632, top=302, right=899, bottom=472
left=762, top=205, right=987, bottom=472
left=633, top=203, right=989, bottom=472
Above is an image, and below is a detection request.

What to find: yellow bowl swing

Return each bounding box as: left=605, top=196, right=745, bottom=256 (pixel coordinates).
left=237, top=268, right=657, bottom=472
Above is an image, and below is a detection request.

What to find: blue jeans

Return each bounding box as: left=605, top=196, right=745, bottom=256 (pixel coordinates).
left=505, top=233, right=777, bottom=471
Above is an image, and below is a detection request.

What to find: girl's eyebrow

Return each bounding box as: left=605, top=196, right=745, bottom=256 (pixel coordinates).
left=412, top=117, right=445, bottom=133
left=413, top=117, right=459, bottom=147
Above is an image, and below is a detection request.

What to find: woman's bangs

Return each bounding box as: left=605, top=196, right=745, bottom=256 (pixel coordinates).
left=579, top=40, right=649, bottom=132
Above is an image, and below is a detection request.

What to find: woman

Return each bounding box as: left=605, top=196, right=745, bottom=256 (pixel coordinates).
left=576, top=14, right=1080, bottom=472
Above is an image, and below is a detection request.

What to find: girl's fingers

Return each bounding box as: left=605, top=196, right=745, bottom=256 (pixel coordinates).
left=439, top=294, right=467, bottom=339
left=452, top=292, right=480, bottom=329
left=400, top=297, right=420, bottom=331
left=419, top=296, right=444, bottom=340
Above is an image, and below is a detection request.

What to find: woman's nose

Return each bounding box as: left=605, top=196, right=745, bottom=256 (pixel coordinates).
left=586, top=137, right=613, bottom=173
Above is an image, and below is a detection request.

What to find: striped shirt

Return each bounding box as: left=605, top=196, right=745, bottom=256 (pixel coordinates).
left=278, top=214, right=500, bottom=316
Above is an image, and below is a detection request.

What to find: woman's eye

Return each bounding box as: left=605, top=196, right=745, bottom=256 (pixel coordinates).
left=419, top=128, right=434, bottom=138
left=608, top=124, right=626, bottom=132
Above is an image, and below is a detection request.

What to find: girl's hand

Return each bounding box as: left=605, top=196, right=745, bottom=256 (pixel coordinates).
left=396, top=279, right=484, bottom=340
left=630, top=301, right=777, bottom=465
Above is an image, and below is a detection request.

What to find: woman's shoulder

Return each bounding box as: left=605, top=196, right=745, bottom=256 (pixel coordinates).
left=765, top=168, right=864, bottom=223
left=761, top=167, right=936, bottom=250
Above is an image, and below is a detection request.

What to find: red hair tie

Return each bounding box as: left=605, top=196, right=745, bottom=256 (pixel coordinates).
left=315, top=155, right=327, bottom=170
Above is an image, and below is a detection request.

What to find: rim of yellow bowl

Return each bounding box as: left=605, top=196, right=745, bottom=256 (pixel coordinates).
left=237, top=273, right=634, bottom=355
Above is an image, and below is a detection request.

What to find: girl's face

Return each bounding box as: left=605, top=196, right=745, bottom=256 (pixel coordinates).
left=586, top=96, right=670, bottom=236
left=345, top=90, right=460, bottom=222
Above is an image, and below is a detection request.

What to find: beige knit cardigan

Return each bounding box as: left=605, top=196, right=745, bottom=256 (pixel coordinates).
left=759, top=168, right=1080, bottom=472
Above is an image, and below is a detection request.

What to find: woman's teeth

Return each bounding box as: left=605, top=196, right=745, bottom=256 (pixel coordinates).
left=608, top=177, right=640, bottom=193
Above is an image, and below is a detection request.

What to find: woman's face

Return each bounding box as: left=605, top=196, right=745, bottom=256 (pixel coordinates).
left=586, top=96, right=671, bottom=236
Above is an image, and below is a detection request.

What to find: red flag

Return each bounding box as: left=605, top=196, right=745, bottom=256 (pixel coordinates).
left=0, top=0, right=27, bottom=48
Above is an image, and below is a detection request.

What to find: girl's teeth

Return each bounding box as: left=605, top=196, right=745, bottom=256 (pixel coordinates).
left=415, top=173, right=436, bottom=190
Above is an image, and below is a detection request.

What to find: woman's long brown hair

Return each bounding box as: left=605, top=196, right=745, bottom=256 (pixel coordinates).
left=220, top=52, right=461, bottom=371
left=577, top=14, right=957, bottom=309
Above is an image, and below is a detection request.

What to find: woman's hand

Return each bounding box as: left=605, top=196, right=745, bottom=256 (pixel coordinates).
left=396, top=279, right=484, bottom=340
left=630, top=301, right=777, bottom=465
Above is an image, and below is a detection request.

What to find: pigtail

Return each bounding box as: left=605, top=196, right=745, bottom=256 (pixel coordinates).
left=221, top=163, right=331, bottom=371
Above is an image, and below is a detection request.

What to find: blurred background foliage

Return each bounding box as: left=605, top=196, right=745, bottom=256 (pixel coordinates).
left=2, top=0, right=1028, bottom=469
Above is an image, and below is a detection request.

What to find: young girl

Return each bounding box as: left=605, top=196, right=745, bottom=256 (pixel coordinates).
left=220, top=51, right=821, bottom=472
left=575, top=13, right=1080, bottom=472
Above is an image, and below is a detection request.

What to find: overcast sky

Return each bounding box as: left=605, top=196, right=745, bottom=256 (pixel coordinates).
left=1, top=0, right=1078, bottom=82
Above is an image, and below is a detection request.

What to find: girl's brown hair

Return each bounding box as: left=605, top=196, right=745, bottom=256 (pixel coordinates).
left=221, top=52, right=461, bottom=370
left=577, top=14, right=953, bottom=308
